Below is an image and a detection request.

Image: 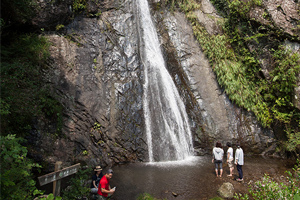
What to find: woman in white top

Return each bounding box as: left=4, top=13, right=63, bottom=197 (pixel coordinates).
left=212, top=141, right=224, bottom=177
left=226, top=142, right=234, bottom=176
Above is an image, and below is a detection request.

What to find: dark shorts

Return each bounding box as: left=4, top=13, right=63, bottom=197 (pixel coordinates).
left=214, top=160, right=223, bottom=170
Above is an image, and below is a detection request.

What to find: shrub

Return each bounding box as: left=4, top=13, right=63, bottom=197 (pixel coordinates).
left=61, top=167, right=91, bottom=200
left=0, top=33, right=63, bottom=137
left=0, top=134, right=42, bottom=199
left=234, top=160, right=300, bottom=199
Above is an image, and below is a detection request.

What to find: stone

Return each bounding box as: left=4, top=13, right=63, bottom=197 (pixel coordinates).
left=218, top=182, right=234, bottom=199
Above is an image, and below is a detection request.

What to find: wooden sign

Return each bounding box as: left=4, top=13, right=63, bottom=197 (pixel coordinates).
left=38, top=163, right=80, bottom=186
left=38, top=162, right=80, bottom=197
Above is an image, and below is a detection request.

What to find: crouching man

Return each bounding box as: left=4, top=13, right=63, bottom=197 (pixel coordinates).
left=98, top=169, right=115, bottom=200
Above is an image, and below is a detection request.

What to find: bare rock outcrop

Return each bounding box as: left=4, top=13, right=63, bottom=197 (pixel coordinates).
left=30, top=0, right=299, bottom=169
left=249, top=0, right=300, bottom=39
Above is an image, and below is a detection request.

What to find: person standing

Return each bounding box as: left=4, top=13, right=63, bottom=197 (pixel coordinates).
left=226, top=142, right=234, bottom=177
left=91, top=166, right=103, bottom=195
left=212, top=141, right=224, bottom=177
left=98, top=169, right=115, bottom=200
left=235, top=144, right=244, bottom=181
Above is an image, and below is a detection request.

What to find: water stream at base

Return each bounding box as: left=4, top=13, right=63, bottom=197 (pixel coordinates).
left=137, top=0, right=193, bottom=162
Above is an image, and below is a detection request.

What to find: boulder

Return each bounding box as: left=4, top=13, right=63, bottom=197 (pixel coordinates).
left=218, top=182, right=234, bottom=199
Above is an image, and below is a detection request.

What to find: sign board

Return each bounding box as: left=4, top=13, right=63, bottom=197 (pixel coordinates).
left=38, top=163, right=80, bottom=186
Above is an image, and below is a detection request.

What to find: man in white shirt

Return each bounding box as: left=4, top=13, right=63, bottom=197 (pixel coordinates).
left=235, top=144, right=244, bottom=181
left=226, top=142, right=234, bottom=177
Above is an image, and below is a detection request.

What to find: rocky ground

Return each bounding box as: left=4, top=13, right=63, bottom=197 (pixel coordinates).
left=203, top=156, right=296, bottom=200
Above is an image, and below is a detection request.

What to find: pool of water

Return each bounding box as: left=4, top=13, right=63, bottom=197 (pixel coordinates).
left=109, top=155, right=293, bottom=200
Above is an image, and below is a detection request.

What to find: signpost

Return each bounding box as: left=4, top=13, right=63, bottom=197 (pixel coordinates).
left=38, top=162, right=81, bottom=197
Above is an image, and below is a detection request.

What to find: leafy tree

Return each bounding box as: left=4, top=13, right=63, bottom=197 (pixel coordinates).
left=0, top=134, right=42, bottom=199
left=0, top=33, right=63, bottom=137
left=0, top=0, right=37, bottom=28
left=61, top=167, right=91, bottom=200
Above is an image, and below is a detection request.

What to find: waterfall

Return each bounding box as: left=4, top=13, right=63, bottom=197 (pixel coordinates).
left=137, top=0, right=194, bottom=162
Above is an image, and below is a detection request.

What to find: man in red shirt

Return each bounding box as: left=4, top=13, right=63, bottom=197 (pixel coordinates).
left=97, top=169, right=115, bottom=200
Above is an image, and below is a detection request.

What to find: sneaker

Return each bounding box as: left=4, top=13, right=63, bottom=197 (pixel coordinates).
left=236, top=178, right=243, bottom=182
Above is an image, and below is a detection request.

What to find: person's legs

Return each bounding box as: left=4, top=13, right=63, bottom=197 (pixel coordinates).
left=228, top=159, right=234, bottom=176
left=239, top=165, right=243, bottom=179
left=98, top=195, right=107, bottom=200
left=91, top=188, right=98, bottom=194
left=237, top=164, right=243, bottom=180
left=219, top=162, right=223, bottom=177
left=237, top=164, right=241, bottom=178
left=230, top=166, right=234, bottom=176
left=215, top=162, right=219, bottom=177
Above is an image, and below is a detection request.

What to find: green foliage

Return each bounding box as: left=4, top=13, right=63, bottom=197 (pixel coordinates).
left=56, top=24, right=65, bottom=31
left=228, top=0, right=262, bottom=18
left=0, top=98, right=11, bottom=115
left=234, top=160, right=300, bottom=199
left=0, top=134, right=42, bottom=199
left=1, top=33, right=63, bottom=136
left=35, top=194, right=62, bottom=200
left=207, top=0, right=228, bottom=16
left=82, top=150, right=89, bottom=156
left=178, top=0, right=200, bottom=13
left=61, top=167, right=91, bottom=200
left=0, top=0, right=37, bottom=29
left=166, top=0, right=300, bottom=153
left=286, top=129, right=300, bottom=154
left=267, top=47, right=300, bottom=106
left=184, top=3, right=272, bottom=127
left=73, top=0, right=87, bottom=13
left=137, top=193, right=166, bottom=200
left=94, top=122, right=102, bottom=130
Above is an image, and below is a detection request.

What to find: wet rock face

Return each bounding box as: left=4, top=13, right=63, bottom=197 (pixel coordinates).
left=33, top=0, right=299, bottom=168
left=39, top=0, right=146, bottom=168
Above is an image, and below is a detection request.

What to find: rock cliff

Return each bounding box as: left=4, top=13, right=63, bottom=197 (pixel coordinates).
left=29, top=0, right=299, bottom=169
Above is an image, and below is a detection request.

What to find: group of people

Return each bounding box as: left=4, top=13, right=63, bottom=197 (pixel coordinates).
left=90, top=166, right=115, bottom=200
left=212, top=141, right=244, bottom=181
left=90, top=141, right=243, bottom=199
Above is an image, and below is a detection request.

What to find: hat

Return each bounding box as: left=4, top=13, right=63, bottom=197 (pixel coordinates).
left=107, top=169, right=113, bottom=174
left=94, top=166, right=102, bottom=171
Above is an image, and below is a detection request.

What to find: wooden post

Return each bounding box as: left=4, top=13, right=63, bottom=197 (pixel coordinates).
left=38, top=163, right=81, bottom=197
left=53, top=161, right=62, bottom=197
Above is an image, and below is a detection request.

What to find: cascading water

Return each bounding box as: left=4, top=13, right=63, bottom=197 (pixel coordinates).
left=137, top=0, right=194, bottom=162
